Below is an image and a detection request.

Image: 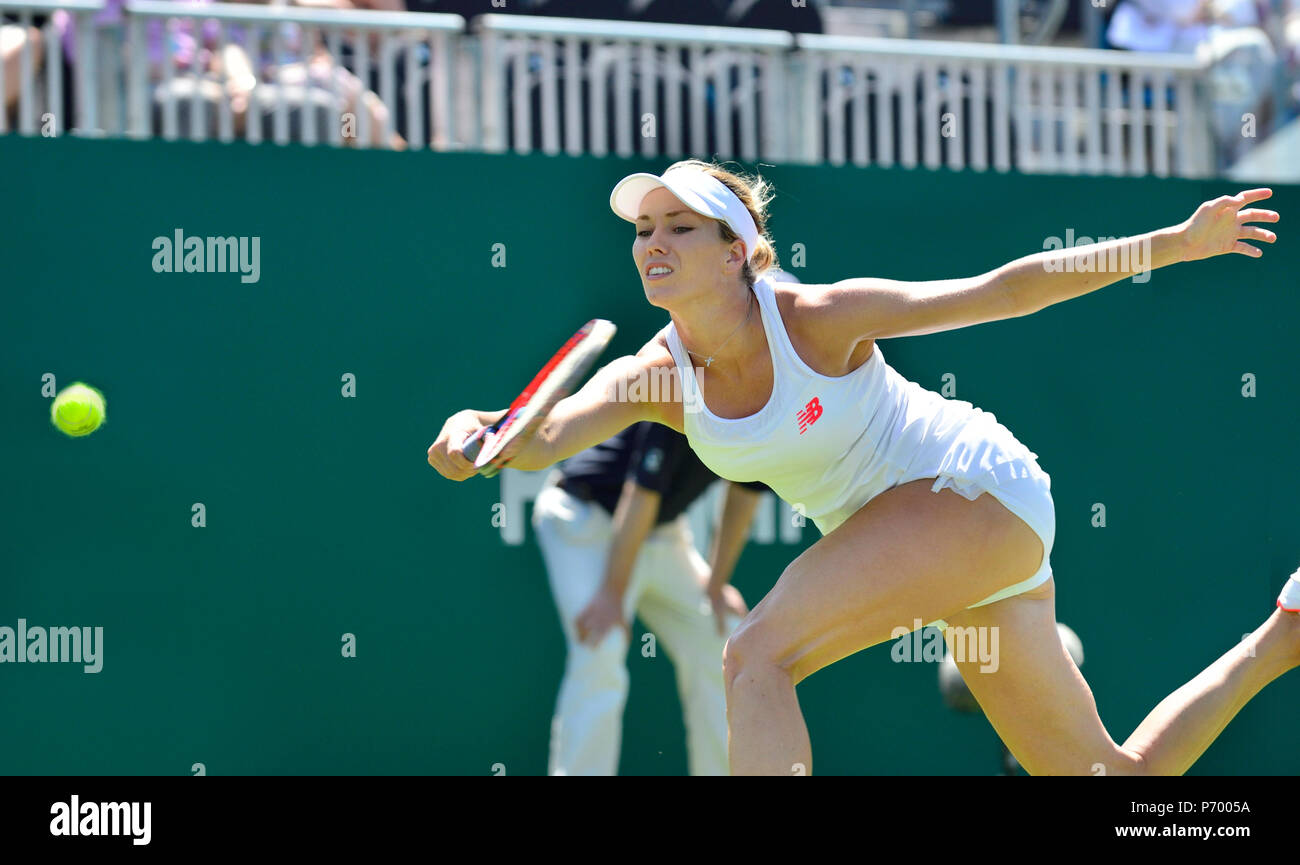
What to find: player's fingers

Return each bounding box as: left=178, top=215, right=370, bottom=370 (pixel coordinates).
left=1240, top=225, right=1277, bottom=244
left=428, top=437, right=479, bottom=481
left=446, top=424, right=488, bottom=475
left=426, top=442, right=450, bottom=473
left=1232, top=241, right=1263, bottom=257
left=446, top=437, right=479, bottom=472
left=428, top=448, right=464, bottom=478
left=1233, top=187, right=1272, bottom=205
left=1237, top=208, right=1279, bottom=224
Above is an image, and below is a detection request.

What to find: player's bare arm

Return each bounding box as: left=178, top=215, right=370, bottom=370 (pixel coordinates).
left=812, top=189, right=1277, bottom=345
left=513, top=336, right=681, bottom=470
left=426, top=335, right=678, bottom=480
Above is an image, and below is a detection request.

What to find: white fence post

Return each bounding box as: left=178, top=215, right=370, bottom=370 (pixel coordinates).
left=0, top=3, right=1219, bottom=176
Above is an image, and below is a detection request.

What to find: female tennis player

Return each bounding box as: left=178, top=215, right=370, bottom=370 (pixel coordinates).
left=428, top=160, right=1295, bottom=775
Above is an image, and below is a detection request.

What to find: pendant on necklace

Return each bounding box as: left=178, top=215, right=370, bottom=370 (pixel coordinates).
left=704, top=357, right=714, bottom=367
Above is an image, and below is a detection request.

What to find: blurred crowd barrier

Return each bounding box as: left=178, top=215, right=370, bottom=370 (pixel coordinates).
left=3, top=0, right=1297, bottom=175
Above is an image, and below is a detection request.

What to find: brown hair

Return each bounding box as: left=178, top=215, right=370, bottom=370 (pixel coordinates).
left=664, top=158, right=778, bottom=288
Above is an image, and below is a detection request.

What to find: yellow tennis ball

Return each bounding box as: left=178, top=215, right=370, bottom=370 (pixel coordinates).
left=51, top=382, right=106, bottom=438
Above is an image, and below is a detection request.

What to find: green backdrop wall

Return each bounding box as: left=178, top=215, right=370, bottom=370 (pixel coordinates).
left=1, top=135, right=1296, bottom=775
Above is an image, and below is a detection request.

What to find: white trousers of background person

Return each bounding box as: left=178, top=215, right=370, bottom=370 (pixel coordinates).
left=531, top=472, right=739, bottom=776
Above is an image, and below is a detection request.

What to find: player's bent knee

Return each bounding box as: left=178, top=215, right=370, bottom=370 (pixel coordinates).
left=722, top=616, right=794, bottom=691
left=721, top=636, right=743, bottom=688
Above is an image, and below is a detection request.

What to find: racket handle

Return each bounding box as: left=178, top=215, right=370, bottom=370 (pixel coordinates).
left=460, top=425, right=488, bottom=463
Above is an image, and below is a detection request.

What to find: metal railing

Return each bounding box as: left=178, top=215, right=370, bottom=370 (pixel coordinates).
left=1, top=1, right=1224, bottom=176
left=124, top=0, right=463, bottom=148
left=794, top=33, right=1214, bottom=176
left=470, top=15, right=1215, bottom=175
left=1, top=0, right=105, bottom=135
left=474, top=13, right=795, bottom=161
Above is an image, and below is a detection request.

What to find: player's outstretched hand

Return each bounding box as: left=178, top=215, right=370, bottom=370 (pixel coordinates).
left=1179, top=188, right=1279, bottom=261
left=428, top=409, right=490, bottom=481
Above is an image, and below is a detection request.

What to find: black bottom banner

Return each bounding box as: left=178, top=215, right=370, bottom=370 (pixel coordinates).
left=0, top=775, right=1289, bottom=851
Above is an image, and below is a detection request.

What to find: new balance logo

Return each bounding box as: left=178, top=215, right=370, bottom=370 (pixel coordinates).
left=796, top=397, right=823, bottom=434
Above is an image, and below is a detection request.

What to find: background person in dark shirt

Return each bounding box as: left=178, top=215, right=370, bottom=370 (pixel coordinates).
left=531, top=420, right=767, bottom=775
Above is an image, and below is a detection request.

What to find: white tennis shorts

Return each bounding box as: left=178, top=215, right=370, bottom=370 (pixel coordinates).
left=903, top=452, right=1056, bottom=629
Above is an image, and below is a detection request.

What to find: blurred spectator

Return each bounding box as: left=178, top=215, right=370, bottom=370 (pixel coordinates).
left=1107, top=0, right=1278, bottom=167
left=1285, top=0, right=1300, bottom=114
left=95, top=0, right=407, bottom=147
left=527, top=0, right=630, bottom=19
left=3, top=11, right=82, bottom=132
left=1106, top=0, right=1262, bottom=52
left=628, top=0, right=728, bottom=27
left=401, top=0, right=532, bottom=19
left=2, top=19, right=45, bottom=125
left=942, top=0, right=994, bottom=26
left=237, top=0, right=407, bottom=148
left=722, top=0, right=823, bottom=34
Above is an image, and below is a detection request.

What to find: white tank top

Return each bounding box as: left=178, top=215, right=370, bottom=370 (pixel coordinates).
left=664, top=273, right=1043, bottom=536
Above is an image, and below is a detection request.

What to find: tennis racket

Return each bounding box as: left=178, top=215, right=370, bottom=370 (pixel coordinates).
left=460, top=318, right=617, bottom=478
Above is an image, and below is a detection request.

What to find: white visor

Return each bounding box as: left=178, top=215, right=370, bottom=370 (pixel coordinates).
left=610, top=165, right=759, bottom=261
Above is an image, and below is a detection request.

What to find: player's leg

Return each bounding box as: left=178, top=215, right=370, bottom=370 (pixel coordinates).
left=635, top=521, right=736, bottom=776
left=944, top=577, right=1300, bottom=775
left=723, top=477, right=1047, bottom=775
left=532, top=483, right=650, bottom=775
